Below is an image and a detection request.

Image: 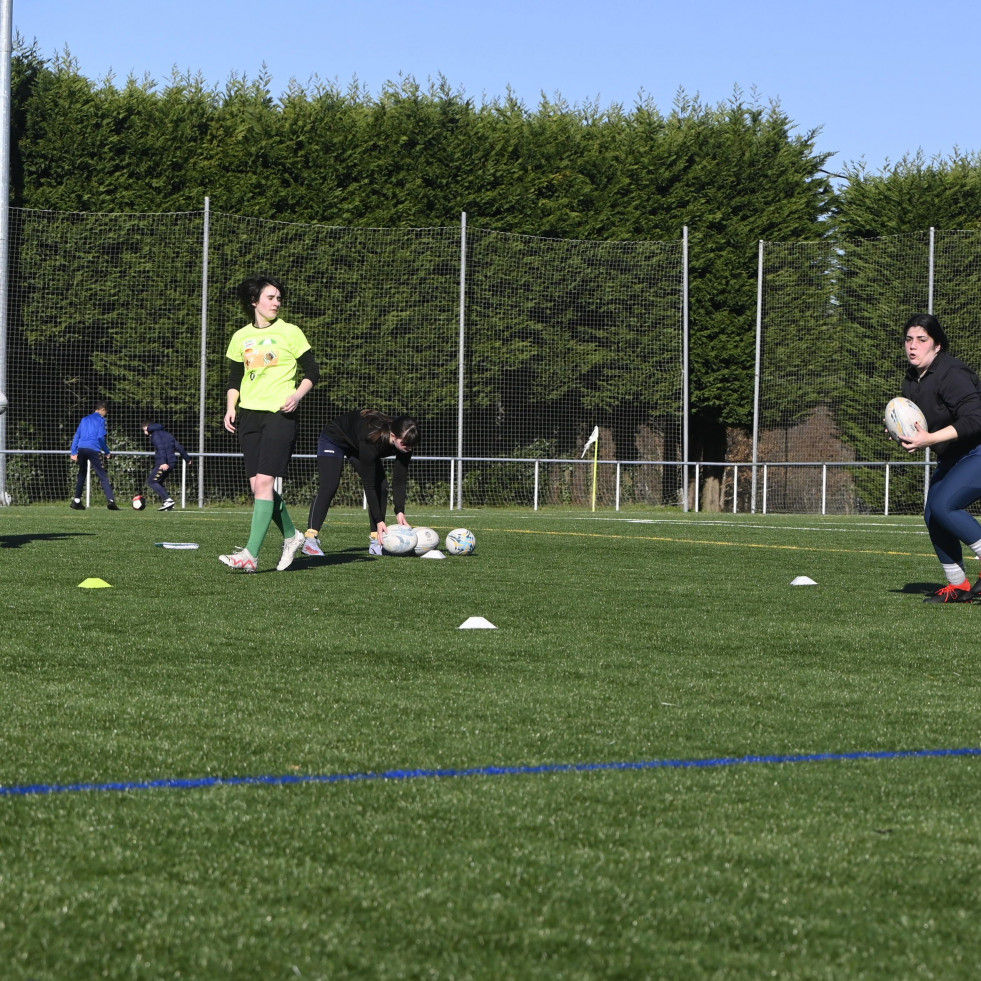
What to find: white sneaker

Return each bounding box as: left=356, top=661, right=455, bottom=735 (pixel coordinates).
left=219, top=547, right=257, bottom=573
left=158, top=499, right=175, bottom=511
left=368, top=537, right=383, bottom=556
left=301, top=536, right=324, bottom=557
left=276, top=530, right=306, bottom=571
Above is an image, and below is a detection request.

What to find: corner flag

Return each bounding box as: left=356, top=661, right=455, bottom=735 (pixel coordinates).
left=581, top=425, right=599, bottom=458
left=581, top=426, right=600, bottom=511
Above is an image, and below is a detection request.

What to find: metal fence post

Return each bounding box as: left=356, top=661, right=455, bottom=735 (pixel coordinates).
left=456, top=212, right=467, bottom=510
left=198, top=196, right=210, bottom=509
left=0, top=0, right=12, bottom=506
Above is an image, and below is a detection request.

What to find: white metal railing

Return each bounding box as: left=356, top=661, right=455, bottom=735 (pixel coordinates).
left=1, top=451, right=933, bottom=515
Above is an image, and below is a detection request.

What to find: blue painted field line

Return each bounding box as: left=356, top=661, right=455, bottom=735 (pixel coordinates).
left=3, top=746, right=980, bottom=798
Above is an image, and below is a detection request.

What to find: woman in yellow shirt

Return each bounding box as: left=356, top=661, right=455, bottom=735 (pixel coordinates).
left=220, top=275, right=320, bottom=573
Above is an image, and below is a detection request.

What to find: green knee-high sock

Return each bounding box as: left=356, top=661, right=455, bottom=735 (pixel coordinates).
left=246, top=498, right=275, bottom=557
left=270, top=491, right=297, bottom=538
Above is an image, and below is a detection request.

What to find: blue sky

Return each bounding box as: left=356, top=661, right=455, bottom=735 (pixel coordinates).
left=16, top=0, right=981, bottom=176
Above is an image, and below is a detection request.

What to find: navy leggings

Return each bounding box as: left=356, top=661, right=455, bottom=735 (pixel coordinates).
left=924, top=446, right=981, bottom=565
left=74, top=447, right=115, bottom=502
left=147, top=464, right=172, bottom=502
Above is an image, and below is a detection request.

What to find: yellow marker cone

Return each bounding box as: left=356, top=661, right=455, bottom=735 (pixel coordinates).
left=78, top=578, right=112, bottom=589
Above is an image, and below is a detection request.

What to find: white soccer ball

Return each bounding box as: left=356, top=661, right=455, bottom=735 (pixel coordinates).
left=0, top=391, right=7, bottom=416
left=382, top=525, right=418, bottom=555
left=132, top=494, right=146, bottom=511
left=445, top=528, right=476, bottom=556
left=884, top=397, right=927, bottom=442
left=412, top=527, right=440, bottom=556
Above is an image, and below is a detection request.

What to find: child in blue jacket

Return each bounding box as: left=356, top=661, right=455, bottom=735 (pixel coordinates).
left=141, top=421, right=192, bottom=510
left=70, top=401, right=118, bottom=509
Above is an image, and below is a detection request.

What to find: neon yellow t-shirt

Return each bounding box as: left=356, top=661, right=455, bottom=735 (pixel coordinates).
left=226, top=319, right=312, bottom=412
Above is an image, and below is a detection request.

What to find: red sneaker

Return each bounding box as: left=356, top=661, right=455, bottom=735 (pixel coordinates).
left=923, top=580, right=972, bottom=603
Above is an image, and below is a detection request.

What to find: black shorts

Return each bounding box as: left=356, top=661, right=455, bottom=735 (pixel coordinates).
left=237, top=408, right=298, bottom=478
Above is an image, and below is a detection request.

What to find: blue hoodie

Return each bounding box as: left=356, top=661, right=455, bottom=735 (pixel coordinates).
left=145, top=423, right=191, bottom=468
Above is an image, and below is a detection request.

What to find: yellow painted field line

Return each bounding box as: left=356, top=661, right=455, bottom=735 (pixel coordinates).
left=501, top=527, right=936, bottom=558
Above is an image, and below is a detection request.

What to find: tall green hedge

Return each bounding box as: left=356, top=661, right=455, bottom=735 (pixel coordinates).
left=12, top=47, right=834, bottom=455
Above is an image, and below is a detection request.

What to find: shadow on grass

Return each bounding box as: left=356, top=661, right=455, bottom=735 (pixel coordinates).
left=278, top=546, right=377, bottom=572
left=0, top=532, right=92, bottom=549
left=893, top=581, right=941, bottom=595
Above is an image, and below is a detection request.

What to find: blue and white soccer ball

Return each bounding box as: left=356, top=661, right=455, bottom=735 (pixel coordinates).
left=382, top=525, right=418, bottom=555
left=445, top=528, right=476, bottom=556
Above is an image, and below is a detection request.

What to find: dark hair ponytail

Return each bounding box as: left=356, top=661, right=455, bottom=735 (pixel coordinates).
left=360, top=410, right=420, bottom=450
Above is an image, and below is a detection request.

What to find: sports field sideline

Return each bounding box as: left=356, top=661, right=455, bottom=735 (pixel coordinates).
left=2, top=506, right=980, bottom=980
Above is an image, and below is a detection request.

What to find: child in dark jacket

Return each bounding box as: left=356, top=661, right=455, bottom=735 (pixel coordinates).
left=141, top=421, right=192, bottom=510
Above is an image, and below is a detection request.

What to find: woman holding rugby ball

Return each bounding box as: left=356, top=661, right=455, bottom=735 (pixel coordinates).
left=897, top=313, right=981, bottom=602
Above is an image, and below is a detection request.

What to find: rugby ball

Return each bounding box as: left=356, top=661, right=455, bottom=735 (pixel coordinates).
left=884, top=397, right=927, bottom=442
left=412, top=527, right=440, bottom=556
left=132, top=494, right=146, bottom=511
left=382, top=525, right=417, bottom=555
left=445, top=528, right=476, bottom=556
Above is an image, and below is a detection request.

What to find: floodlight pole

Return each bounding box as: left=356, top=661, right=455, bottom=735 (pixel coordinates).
left=0, top=0, right=11, bottom=505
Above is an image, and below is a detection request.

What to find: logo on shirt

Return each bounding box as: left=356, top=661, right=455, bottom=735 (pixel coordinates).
left=242, top=336, right=279, bottom=372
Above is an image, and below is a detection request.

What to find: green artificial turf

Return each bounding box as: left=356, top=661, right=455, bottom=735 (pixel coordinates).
left=2, top=506, right=980, bottom=979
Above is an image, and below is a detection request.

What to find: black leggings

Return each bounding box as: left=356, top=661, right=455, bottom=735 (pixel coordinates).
left=307, top=453, right=388, bottom=534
